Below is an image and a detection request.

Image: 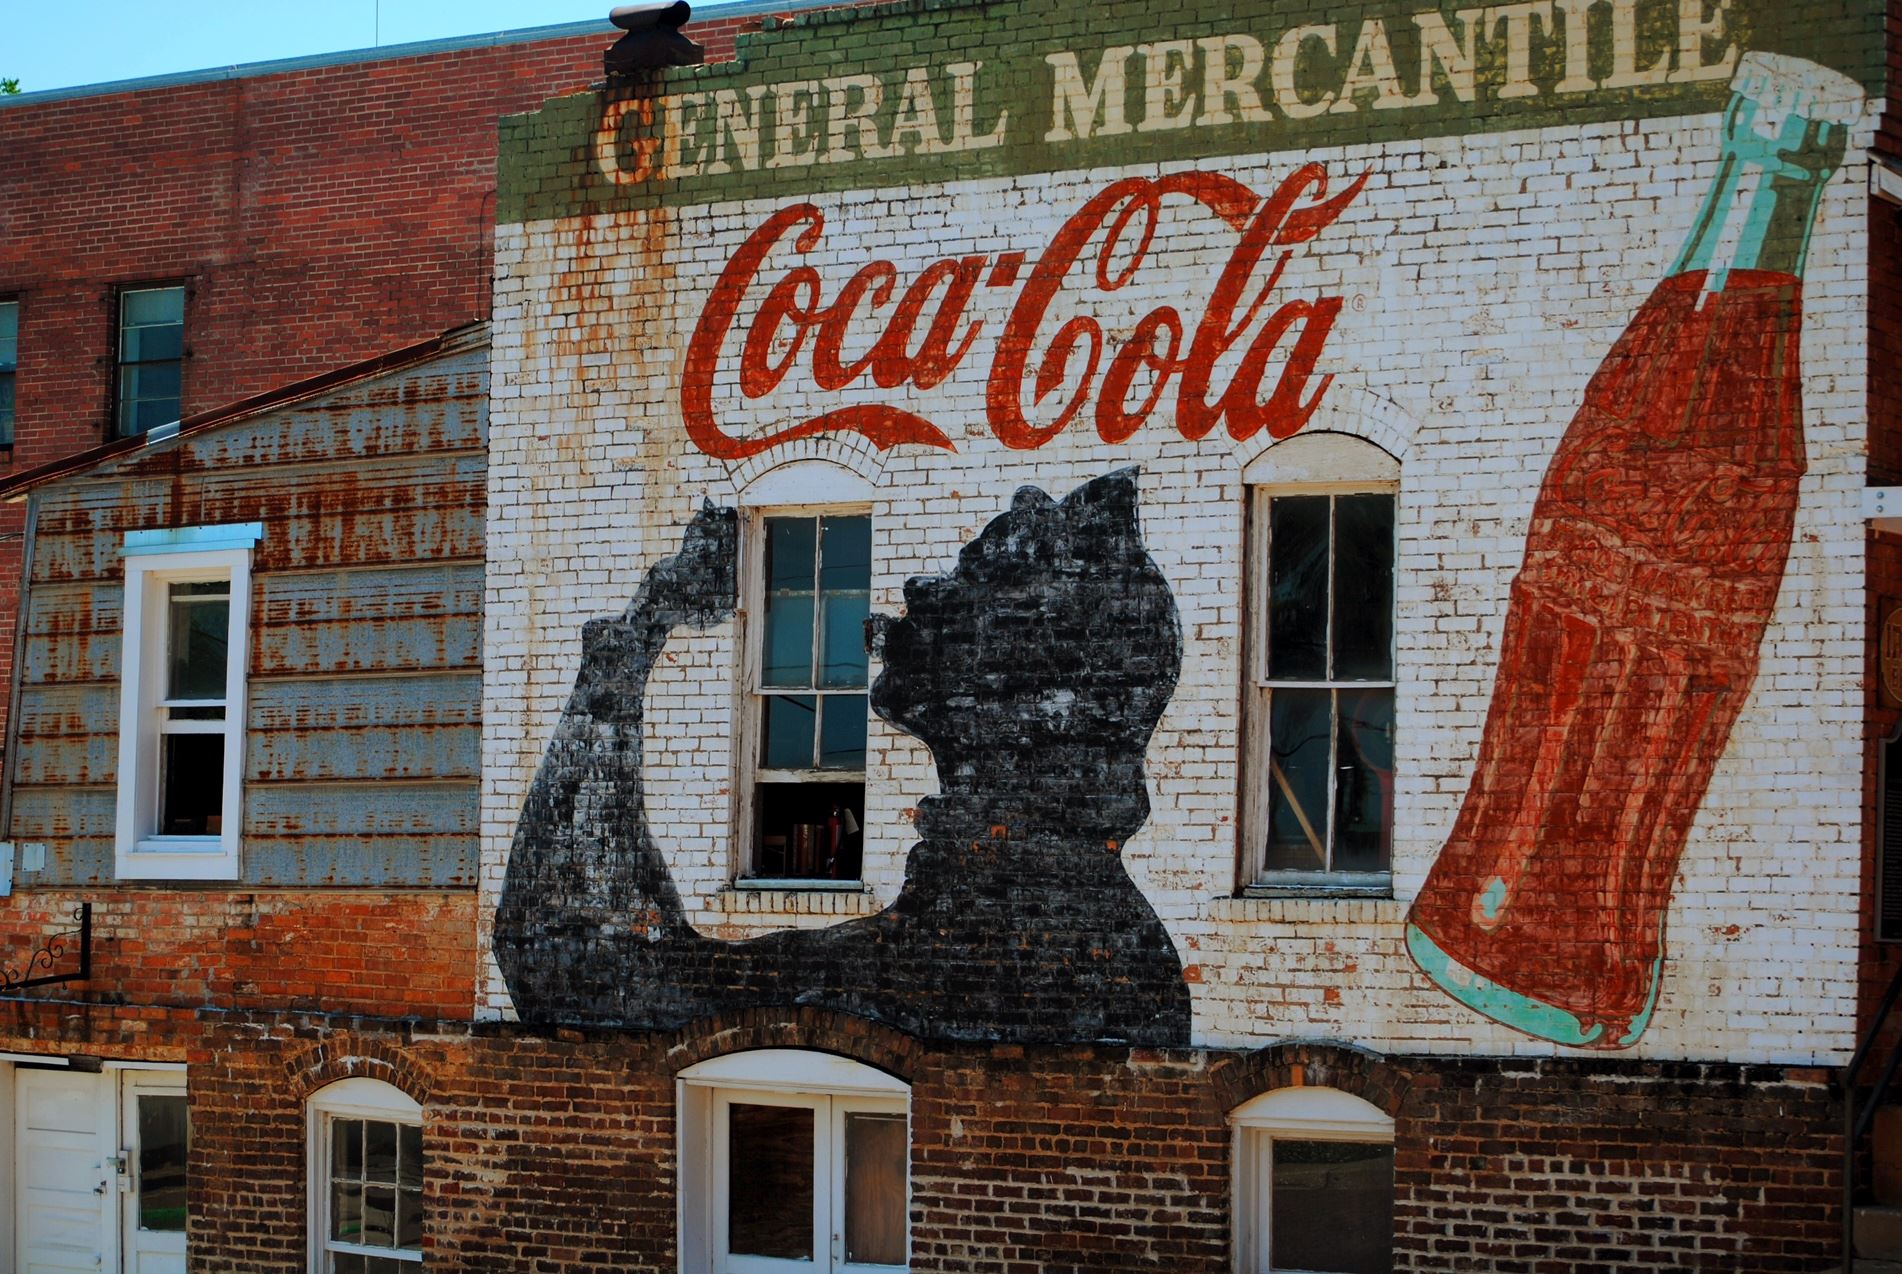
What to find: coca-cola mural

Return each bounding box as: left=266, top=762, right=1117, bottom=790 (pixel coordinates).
left=487, top=0, right=1879, bottom=1059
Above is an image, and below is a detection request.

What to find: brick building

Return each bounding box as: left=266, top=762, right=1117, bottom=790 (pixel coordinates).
left=0, top=0, right=1899, bottom=1271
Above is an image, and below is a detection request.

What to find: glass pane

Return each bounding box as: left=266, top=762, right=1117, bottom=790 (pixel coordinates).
left=765, top=517, right=817, bottom=592
left=762, top=591, right=815, bottom=688
left=0, top=375, right=16, bottom=446
left=844, top=1112, right=907, bottom=1266
left=0, top=301, right=17, bottom=365
left=126, top=323, right=184, bottom=364
left=819, top=515, right=872, bottom=591
left=820, top=590, right=870, bottom=689
left=364, top=1258, right=408, bottom=1274
left=123, top=286, right=184, bottom=328
left=168, top=584, right=229, bottom=699
left=727, top=1103, right=814, bottom=1260
left=1267, top=496, right=1329, bottom=681
left=137, top=1094, right=188, bottom=1232
left=333, top=1120, right=363, bottom=1179
left=1333, top=494, right=1394, bottom=680
left=1270, top=1139, right=1394, bottom=1274
left=331, top=1180, right=363, bottom=1243
left=361, top=1185, right=397, bottom=1247
left=1263, top=688, right=1331, bottom=873
left=1335, top=688, right=1395, bottom=873
left=398, top=1123, right=423, bottom=1189
left=819, top=694, right=866, bottom=770
left=754, top=782, right=863, bottom=880
left=160, top=732, right=223, bottom=835
left=396, top=1186, right=424, bottom=1249
left=132, top=391, right=182, bottom=434
left=132, top=358, right=183, bottom=401
left=331, top=1254, right=366, bottom=1274
left=365, top=1121, right=398, bottom=1183
left=762, top=694, right=817, bottom=769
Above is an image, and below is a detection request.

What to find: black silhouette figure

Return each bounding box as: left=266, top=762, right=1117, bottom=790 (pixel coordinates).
left=492, top=469, right=1191, bottom=1045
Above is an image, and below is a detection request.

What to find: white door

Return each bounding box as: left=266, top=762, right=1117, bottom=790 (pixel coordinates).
left=16, top=1068, right=111, bottom=1273
left=118, top=1070, right=187, bottom=1274
left=14, top=1066, right=188, bottom=1274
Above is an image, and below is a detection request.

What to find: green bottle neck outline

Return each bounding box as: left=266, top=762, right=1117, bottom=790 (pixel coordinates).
left=1670, top=94, right=1848, bottom=289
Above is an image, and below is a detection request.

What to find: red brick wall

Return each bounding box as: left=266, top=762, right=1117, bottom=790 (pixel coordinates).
left=0, top=890, right=474, bottom=1019
left=175, top=1018, right=1841, bottom=1273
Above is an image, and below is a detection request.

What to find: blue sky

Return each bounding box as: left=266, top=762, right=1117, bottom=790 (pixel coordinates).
left=5, top=1, right=616, bottom=95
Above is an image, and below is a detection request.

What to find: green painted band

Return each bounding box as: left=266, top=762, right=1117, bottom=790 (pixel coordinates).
left=1404, top=920, right=1607, bottom=1048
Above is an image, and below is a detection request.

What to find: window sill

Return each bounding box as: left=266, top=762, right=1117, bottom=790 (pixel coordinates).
left=715, top=882, right=882, bottom=918
left=1209, top=893, right=1404, bottom=925
left=117, top=836, right=238, bottom=882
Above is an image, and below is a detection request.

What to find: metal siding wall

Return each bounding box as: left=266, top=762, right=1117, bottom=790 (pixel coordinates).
left=7, top=342, right=485, bottom=886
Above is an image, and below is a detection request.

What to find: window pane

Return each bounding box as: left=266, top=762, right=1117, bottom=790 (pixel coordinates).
left=365, top=1120, right=398, bottom=1183
left=0, top=375, right=15, bottom=447
left=333, top=1120, right=363, bottom=1179
left=396, top=1186, right=423, bottom=1249
left=819, top=515, right=871, bottom=591
left=123, top=286, right=184, bottom=329
left=1263, top=688, right=1331, bottom=873
left=1270, top=1139, right=1394, bottom=1274
left=1335, top=688, right=1395, bottom=873
left=331, top=1253, right=366, bottom=1274
left=765, top=517, right=817, bottom=592
left=168, top=584, right=230, bottom=700
left=361, top=1185, right=397, bottom=1247
left=844, top=1112, right=907, bottom=1266
left=1333, top=494, right=1394, bottom=680
left=364, top=1257, right=408, bottom=1274
left=160, top=732, right=223, bottom=836
left=762, top=591, right=815, bottom=688
left=1267, top=496, right=1329, bottom=681
left=762, top=694, right=817, bottom=769
left=728, top=1103, right=814, bottom=1260
left=820, top=589, right=870, bottom=688
left=331, top=1180, right=363, bottom=1243
left=819, top=694, right=866, bottom=770
left=137, top=1094, right=188, bottom=1233
left=125, top=322, right=184, bottom=365
left=398, top=1123, right=422, bottom=1189
left=0, top=301, right=17, bottom=364
left=754, top=782, right=864, bottom=880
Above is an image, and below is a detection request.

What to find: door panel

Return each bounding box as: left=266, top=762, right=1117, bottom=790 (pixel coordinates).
left=120, top=1071, right=186, bottom=1274
left=17, top=1068, right=110, bottom=1274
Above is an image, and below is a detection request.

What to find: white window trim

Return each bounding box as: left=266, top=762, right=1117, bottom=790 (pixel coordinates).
left=735, top=496, right=874, bottom=887
left=678, top=1050, right=909, bottom=1274
left=306, top=1077, right=424, bottom=1274
left=1231, top=1086, right=1394, bottom=1274
left=114, top=527, right=256, bottom=881
left=1241, top=432, right=1401, bottom=894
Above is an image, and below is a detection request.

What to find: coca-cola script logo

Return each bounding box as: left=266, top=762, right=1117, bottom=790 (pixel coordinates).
left=681, top=164, right=1369, bottom=460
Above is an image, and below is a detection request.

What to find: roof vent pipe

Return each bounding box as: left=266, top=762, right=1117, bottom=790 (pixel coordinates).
left=605, top=2, right=703, bottom=75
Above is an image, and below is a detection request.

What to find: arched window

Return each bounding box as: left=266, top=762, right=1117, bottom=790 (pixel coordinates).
left=306, top=1077, right=424, bottom=1274
left=678, top=1049, right=909, bottom=1273
left=1231, top=1085, right=1394, bottom=1274
left=1241, top=432, right=1401, bottom=893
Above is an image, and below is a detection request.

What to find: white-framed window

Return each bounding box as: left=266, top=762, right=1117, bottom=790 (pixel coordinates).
left=307, top=1077, right=424, bottom=1274
left=114, top=524, right=259, bottom=880
left=739, top=492, right=871, bottom=885
left=678, top=1050, right=909, bottom=1274
left=1232, top=1086, right=1394, bottom=1274
left=1242, top=434, right=1399, bottom=893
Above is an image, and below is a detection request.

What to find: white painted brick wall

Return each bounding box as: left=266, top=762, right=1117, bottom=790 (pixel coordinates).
left=479, top=110, right=1874, bottom=1065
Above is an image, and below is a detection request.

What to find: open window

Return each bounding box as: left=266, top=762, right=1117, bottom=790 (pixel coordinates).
left=1232, top=1086, right=1394, bottom=1274
left=1242, top=434, right=1399, bottom=894
left=114, top=524, right=258, bottom=880
left=306, top=1078, right=424, bottom=1274
left=679, top=1050, right=909, bottom=1273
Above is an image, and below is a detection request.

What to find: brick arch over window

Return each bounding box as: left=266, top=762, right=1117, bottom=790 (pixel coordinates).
left=1208, top=1041, right=1411, bottom=1119
left=662, top=1005, right=922, bottom=1083
left=1231, top=383, right=1420, bottom=472
left=282, top=1033, right=438, bottom=1108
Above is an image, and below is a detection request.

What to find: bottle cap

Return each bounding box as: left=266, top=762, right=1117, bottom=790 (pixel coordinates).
left=1732, top=52, right=1865, bottom=127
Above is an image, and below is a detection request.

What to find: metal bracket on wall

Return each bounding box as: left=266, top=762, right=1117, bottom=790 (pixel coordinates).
left=0, top=903, right=90, bottom=992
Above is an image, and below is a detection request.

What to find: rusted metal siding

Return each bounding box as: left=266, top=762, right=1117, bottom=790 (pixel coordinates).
left=6, top=333, right=486, bottom=887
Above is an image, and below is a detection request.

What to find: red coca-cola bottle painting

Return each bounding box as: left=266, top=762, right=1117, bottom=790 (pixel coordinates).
left=1406, top=53, right=1864, bottom=1048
